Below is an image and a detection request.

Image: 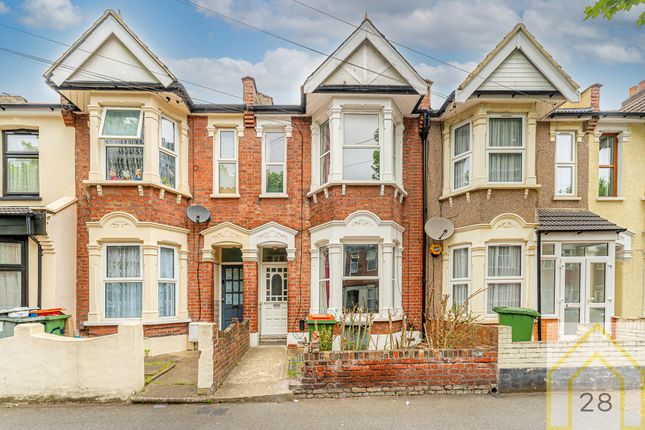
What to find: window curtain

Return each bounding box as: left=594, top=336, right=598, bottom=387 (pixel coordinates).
left=7, top=159, right=39, bottom=193
left=106, top=144, right=144, bottom=180
left=106, top=246, right=140, bottom=278
left=0, top=271, right=22, bottom=309
left=105, top=282, right=142, bottom=318
left=453, top=158, right=470, bottom=189
left=488, top=246, right=521, bottom=277
left=0, top=242, right=21, bottom=264
left=489, top=153, right=522, bottom=182
left=452, top=248, right=469, bottom=279
left=159, top=248, right=175, bottom=279
left=102, top=110, right=141, bottom=136
left=319, top=247, right=330, bottom=313
left=487, top=283, right=521, bottom=313
left=452, top=284, right=468, bottom=307
left=159, top=151, right=176, bottom=187
left=158, top=282, right=176, bottom=317
left=454, top=123, right=470, bottom=155
left=489, top=118, right=522, bottom=147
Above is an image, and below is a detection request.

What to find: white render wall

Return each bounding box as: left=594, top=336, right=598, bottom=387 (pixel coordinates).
left=0, top=323, right=144, bottom=400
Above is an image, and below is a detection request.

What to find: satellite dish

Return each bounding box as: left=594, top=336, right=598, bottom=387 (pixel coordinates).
left=186, top=205, right=211, bottom=223
left=424, top=217, right=454, bottom=241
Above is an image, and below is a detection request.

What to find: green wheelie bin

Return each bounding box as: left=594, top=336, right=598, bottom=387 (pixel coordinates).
left=493, top=307, right=540, bottom=342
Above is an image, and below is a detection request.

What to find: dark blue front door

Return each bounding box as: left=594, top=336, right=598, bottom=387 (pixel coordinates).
left=222, top=265, right=243, bottom=328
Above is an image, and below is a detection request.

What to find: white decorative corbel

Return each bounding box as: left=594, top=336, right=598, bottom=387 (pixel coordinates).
left=524, top=188, right=529, bottom=199
left=206, top=126, right=216, bottom=138
left=380, top=184, right=385, bottom=196
left=285, top=125, right=293, bottom=138
left=255, top=125, right=264, bottom=138
left=176, top=194, right=182, bottom=204
left=159, top=188, right=165, bottom=200
left=487, top=188, right=492, bottom=200
left=138, top=185, right=144, bottom=197
left=323, top=187, right=329, bottom=199
left=393, top=188, right=399, bottom=200
left=236, top=124, right=245, bottom=137
left=96, top=184, right=102, bottom=196
left=341, top=184, right=346, bottom=196
left=466, top=191, right=470, bottom=203
left=449, top=196, right=454, bottom=208
left=312, top=193, right=318, bottom=204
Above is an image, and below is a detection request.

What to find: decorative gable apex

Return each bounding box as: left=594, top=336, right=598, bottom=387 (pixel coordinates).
left=303, top=19, right=426, bottom=94
left=455, top=24, right=579, bottom=103
left=44, top=9, right=176, bottom=88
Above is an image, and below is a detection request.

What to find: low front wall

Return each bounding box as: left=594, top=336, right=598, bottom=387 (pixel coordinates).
left=0, top=323, right=144, bottom=400
left=294, top=347, right=497, bottom=398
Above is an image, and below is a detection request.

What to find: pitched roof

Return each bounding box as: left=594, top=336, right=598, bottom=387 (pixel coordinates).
left=456, top=24, right=579, bottom=102
left=536, top=208, right=625, bottom=232
left=0, top=93, right=27, bottom=104
left=619, top=88, right=645, bottom=113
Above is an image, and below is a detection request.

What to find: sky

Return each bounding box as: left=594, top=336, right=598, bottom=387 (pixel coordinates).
left=0, top=0, right=643, bottom=110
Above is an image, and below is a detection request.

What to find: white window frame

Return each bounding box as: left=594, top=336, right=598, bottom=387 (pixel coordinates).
left=341, top=112, right=382, bottom=181
left=450, top=245, right=471, bottom=307
left=102, top=243, right=143, bottom=320
left=214, top=128, right=239, bottom=196
left=451, top=119, right=472, bottom=191
left=261, top=129, right=287, bottom=196
left=486, top=115, right=526, bottom=184
left=158, top=245, right=178, bottom=318
left=485, top=243, right=524, bottom=315
left=159, top=116, right=178, bottom=189
left=342, top=242, right=381, bottom=313
left=100, top=107, right=144, bottom=181
left=554, top=132, right=576, bottom=197
left=319, top=120, right=331, bottom=185
left=99, top=108, right=144, bottom=139
left=539, top=242, right=558, bottom=317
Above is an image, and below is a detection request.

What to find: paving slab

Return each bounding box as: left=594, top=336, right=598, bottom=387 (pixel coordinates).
left=132, top=351, right=201, bottom=402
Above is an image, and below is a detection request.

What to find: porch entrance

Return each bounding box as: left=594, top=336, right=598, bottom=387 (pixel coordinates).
left=259, top=248, right=288, bottom=338
left=558, top=244, right=613, bottom=338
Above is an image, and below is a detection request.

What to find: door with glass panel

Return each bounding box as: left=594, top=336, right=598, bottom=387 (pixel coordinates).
left=560, top=258, right=584, bottom=337
left=221, top=265, right=243, bottom=329
left=586, top=260, right=610, bottom=332
left=260, top=248, right=288, bottom=337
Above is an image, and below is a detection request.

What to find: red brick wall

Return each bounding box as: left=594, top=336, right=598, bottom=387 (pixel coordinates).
left=212, top=319, right=250, bottom=389
left=532, top=318, right=559, bottom=341
left=85, top=322, right=188, bottom=337
left=295, top=347, right=497, bottom=397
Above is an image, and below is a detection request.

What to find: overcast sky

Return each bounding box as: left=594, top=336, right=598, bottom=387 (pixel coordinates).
left=0, top=0, right=643, bottom=109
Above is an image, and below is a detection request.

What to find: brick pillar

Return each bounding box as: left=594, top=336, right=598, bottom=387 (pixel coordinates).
left=243, top=260, right=258, bottom=333
left=589, top=83, right=602, bottom=112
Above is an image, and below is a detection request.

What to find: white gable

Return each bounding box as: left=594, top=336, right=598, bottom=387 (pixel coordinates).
left=303, top=19, right=426, bottom=94
left=323, top=40, right=407, bottom=87
left=68, top=35, right=159, bottom=83
left=455, top=25, right=578, bottom=103
left=45, top=10, right=175, bottom=88
left=478, top=49, right=555, bottom=92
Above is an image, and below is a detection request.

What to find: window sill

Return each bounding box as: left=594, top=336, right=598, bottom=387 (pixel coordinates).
left=596, top=197, right=625, bottom=202
left=307, top=180, right=407, bottom=198
left=83, top=179, right=192, bottom=198
left=553, top=196, right=581, bottom=201
left=440, top=184, right=540, bottom=201
left=83, top=318, right=191, bottom=327
left=0, top=195, right=42, bottom=201
left=259, top=193, right=289, bottom=199
left=210, top=193, right=240, bottom=199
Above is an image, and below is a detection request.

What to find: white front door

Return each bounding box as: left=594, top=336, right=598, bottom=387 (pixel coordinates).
left=559, top=258, right=612, bottom=337
left=260, top=265, right=288, bottom=336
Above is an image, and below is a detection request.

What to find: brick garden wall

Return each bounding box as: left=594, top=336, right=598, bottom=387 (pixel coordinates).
left=212, top=319, right=250, bottom=389
left=294, top=347, right=497, bottom=398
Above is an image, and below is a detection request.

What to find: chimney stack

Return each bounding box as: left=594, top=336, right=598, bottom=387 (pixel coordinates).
left=640, top=80, right=645, bottom=92
left=629, top=85, right=638, bottom=97
left=589, top=83, right=602, bottom=112
left=242, top=76, right=257, bottom=106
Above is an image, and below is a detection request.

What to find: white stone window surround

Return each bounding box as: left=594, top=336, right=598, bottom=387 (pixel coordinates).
left=440, top=108, right=538, bottom=200
left=449, top=245, right=471, bottom=307
left=85, top=212, right=190, bottom=326
left=309, top=211, right=404, bottom=321
left=256, top=116, right=292, bottom=199
left=486, top=114, right=527, bottom=184
left=594, top=124, right=629, bottom=200
left=450, top=118, right=473, bottom=192
left=102, top=242, right=144, bottom=320
left=309, top=97, right=405, bottom=196
left=207, top=118, right=244, bottom=198
left=85, top=100, right=191, bottom=197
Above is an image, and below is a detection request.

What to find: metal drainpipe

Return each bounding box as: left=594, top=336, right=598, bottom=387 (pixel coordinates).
left=420, top=110, right=430, bottom=323
left=536, top=230, right=542, bottom=341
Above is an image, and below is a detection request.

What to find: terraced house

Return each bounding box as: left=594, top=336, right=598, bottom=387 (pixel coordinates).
left=1, top=8, right=643, bottom=354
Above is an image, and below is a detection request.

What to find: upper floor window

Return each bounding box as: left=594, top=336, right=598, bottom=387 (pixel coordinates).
left=555, top=132, right=575, bottom=196
left=104, top=244, right=142, bottom=319
left=599, top=134, right=618, bottom=197
left=343, top=113, right=380, bottom=181
left=263, top=131, right=286, bottom=194
left=100, top=108, right=143, bottom=181
left=159, top=117, right=177, bottom=188
left=452, top=122, right=471, bottom=190
left=3, top=131, right=39, bottom=196
left=487, top=117, right=524, bottom=183
left=320, top=121, right=330, bottom=184
left=215, top=129, right=238, bottom=195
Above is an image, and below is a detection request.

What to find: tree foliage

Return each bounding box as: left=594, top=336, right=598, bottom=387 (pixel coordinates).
left=584, top=0, right=645, bottom=27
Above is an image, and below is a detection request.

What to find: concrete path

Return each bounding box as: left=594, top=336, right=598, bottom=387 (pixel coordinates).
left=132, top=351, right=200, bottom=402
left=213, top=345, right=293, bottom=402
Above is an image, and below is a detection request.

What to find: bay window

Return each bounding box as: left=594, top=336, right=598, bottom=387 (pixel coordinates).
left=0, top=239, right=26, bottom=309
left=3, top=131, right=39, bottom=196
left=320, top=121, right=330, bottom=184
left=215, top=129, right=238, bottom=194
left=159, top=117, right=177, bottom=188
left=158, top=246, right=177, bottom=318
left=342, top=244, right=379, bottom=312
left=486, top=244, right=522, bottom=313
left=598, top=134, right=618, bottom=197
left=263, top=131, right=286, bottom=194
left=487, top=117, right=524, bottom=183
left=342, top=113, right=380, bottom=181
left=101, top=108, right=144, bottom=181
left=555, top=132, right=575, bottom=196
left=104, top=245, right=142, bottom=319
left=452, top=122, right=471, bottom=190
left=451, top=247, right=470, bottom=308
